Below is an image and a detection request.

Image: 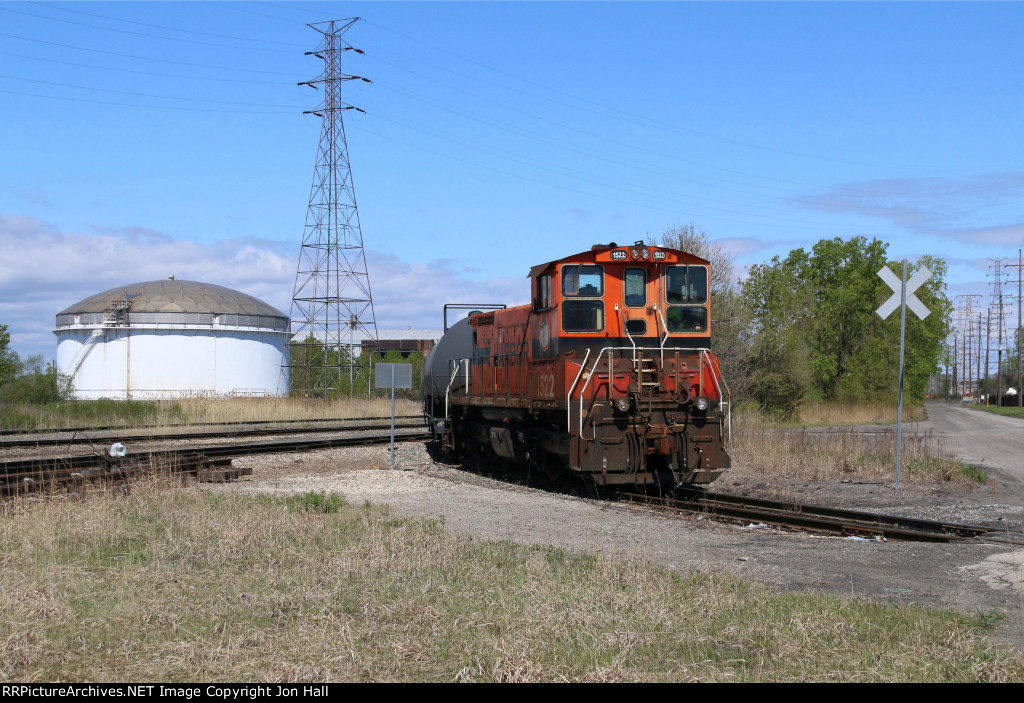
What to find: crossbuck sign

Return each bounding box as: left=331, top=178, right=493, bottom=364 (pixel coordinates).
left=876, top=265, right=932, bottom=321
left=875, top=263, right=932, bottom=490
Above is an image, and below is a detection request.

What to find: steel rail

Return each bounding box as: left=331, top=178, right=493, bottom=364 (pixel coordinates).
left=1, top=430, right=431, bottom=494
left=0, top=421, right=424, bottom=449
left=0, top=414, right=422, bottom=437
left=622, top=489, right=1021, bottom=543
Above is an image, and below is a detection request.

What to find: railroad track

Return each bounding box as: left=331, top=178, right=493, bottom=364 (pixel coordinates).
left=0, top=414, right=422, bottom=437
left=621, top=488, right=1024, bottom=544
left=1, top=429, right=432, bottom=496
left=0, top=421, right=425, bottom=449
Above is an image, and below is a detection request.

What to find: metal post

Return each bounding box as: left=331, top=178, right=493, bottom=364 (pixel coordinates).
left=389, top=364, right=396, bottom=471
left=895, top=260, right=908, bottom=490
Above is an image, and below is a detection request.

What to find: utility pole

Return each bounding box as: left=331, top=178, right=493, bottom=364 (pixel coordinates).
left=988, top=258, right=1008, bottom=406
left=951, top=336, right=958, bottom=401
left=977, top=311, right=984, bottom=401
left=286, top=18, right=378, bottom=398
left=1008, top=250, right=1024, bottom=407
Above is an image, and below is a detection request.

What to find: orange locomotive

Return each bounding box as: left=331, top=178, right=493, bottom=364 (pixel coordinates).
left=423, top=242, right=731, bottom=487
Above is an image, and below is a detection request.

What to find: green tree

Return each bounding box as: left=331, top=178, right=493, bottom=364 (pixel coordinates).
left=742, top=255, right=814, bottom=417
left=788, top=237, right=890, bottom=401
left=0, top=354, right=74, bottom=404
left=0, top=324, right=20, bottom=387
left=742, top=238, right=952, bottom=411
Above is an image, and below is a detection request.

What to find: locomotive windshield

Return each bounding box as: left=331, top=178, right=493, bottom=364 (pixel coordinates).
left=665, top=265, right=709, bottom=332
left=624, top=268, right=646, bottom=307
left=666, top=265, right=707, bottom=304
left=562, top=264, right=604, bottom=297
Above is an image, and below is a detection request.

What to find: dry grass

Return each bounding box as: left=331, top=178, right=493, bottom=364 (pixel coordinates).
left=731, top=425, right=984, bottom=484
left=1, top=397, right=421, bottom=431
left=169, top=397, right=421, bottom=424
left=1, top=480, right=1019, bottom=682
left=798, top=402, right=927, bottom=426
left=738, top=402, right=927, bottom=430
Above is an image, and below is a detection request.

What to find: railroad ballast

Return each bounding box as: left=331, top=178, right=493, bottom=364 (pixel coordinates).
left=424, top=243, right=731, bottom=487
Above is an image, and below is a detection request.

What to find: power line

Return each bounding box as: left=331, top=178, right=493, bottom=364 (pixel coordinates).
left=0, top=73, right=303, bottom=109
left=29, top=1, right=306, bottom=48
left=0, top=30, right=298, bottom=76
left=0, top=49, right=285, bottom=85
left=0, top=4, right=296, bottom=54
left=0, top=87, right=295, bottom=114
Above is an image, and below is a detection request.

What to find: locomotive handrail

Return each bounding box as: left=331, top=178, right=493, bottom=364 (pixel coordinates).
left=566, top=348, right=591, bottom=435
left=652, top=304, right=669, bottom=362
left=613, top=303, right=638, bottom=362
left=700, top=349, right=732, bottom=443
left=576, top=346, right=634, bottom=437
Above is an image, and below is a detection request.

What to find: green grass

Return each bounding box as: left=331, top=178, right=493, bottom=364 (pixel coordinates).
left=968, top=405, right=1024, bottom=420
left=1, top=481, right=1020, bottom=682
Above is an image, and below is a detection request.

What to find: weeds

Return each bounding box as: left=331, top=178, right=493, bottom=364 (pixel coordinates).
left=1, top=479, right=1021, bottom=682
left=731, top=425, right=984, bottom=485
left=265, top=491, right=348, bottom=514
left=0, top=396, right=420, bottom=431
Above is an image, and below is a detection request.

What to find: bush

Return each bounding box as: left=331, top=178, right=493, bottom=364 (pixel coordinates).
left=0, top=369, right=73, bottom=405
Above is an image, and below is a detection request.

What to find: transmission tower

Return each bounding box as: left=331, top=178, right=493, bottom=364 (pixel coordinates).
left=955, top=294, right=981, bottom=398
left=286, top=18, right=378, bottom=397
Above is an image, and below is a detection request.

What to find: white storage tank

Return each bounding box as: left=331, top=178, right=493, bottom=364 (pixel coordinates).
left=54, top=279, right=291, bottom=400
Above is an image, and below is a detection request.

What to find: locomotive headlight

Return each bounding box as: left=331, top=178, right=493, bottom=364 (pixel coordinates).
left=641, top=248, right=650, bottom=260
left=630, top=247, right=641, bottom=260
left=614, top=398, right=631, bottom=413
left=694, top=396, right=710, bottom=412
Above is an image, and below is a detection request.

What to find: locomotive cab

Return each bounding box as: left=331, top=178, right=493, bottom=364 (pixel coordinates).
left=424, top=243, right=731, bottom=488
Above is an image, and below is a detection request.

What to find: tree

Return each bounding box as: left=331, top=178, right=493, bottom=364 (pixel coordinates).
left=742, top=255, right=814, bottom=417
left=0, top=354, right=74, bottom=404
left=0, top=324, right=19, bottom=388
left=742, top=238, right=952, bottom=411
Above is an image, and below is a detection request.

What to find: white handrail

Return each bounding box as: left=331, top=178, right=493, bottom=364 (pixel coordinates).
left=652, top=304, right=669, bottom=364
left=566, top=348, right=591, bottom=432
left=576, top=346, right=632, bottom=436
left=444, top=358, right=468, bottom=419
left=613, top=304, right=637, bottom=361
left=700, top=349, right=731, bottom=443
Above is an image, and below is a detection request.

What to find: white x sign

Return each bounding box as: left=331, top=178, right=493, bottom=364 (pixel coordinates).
left=876, top=265, right=931, bottom=320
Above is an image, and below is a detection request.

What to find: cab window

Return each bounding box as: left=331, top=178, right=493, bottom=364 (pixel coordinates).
left=624, top=268, right=646, bottom=307
left=665, top=265, right=708, bottom=333
left=534, top=274, right=551, bottom=311
left=666, top=265, right=707, bottom=304
left=562, top=300, right=604, bottom=332
left=666, top=307, right=707, bottom=332
left=562, top=264, right=603, bottom=297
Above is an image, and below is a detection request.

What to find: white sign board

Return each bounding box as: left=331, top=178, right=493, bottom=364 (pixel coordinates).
left=877, top=265, right=931, bottom=320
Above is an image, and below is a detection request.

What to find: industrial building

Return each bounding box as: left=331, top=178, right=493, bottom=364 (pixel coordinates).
left=54, top=279, right=291, bottom=399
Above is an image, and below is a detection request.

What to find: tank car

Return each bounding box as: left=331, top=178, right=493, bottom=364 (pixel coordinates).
left=423, top=243, right=731, bottom=487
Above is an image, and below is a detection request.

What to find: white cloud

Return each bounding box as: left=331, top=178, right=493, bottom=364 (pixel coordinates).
left=0, top=215, right=529, bottom=358
left=796, top=173, right=1024, bottom=245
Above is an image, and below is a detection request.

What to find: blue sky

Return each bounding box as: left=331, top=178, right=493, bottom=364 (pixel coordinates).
left=1, top=1, right=1023, bottom=361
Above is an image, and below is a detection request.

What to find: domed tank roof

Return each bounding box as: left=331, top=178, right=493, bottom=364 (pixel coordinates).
left=55, top=280, right=289, bottom=332
left=58, top=280, right=285, bottom=317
